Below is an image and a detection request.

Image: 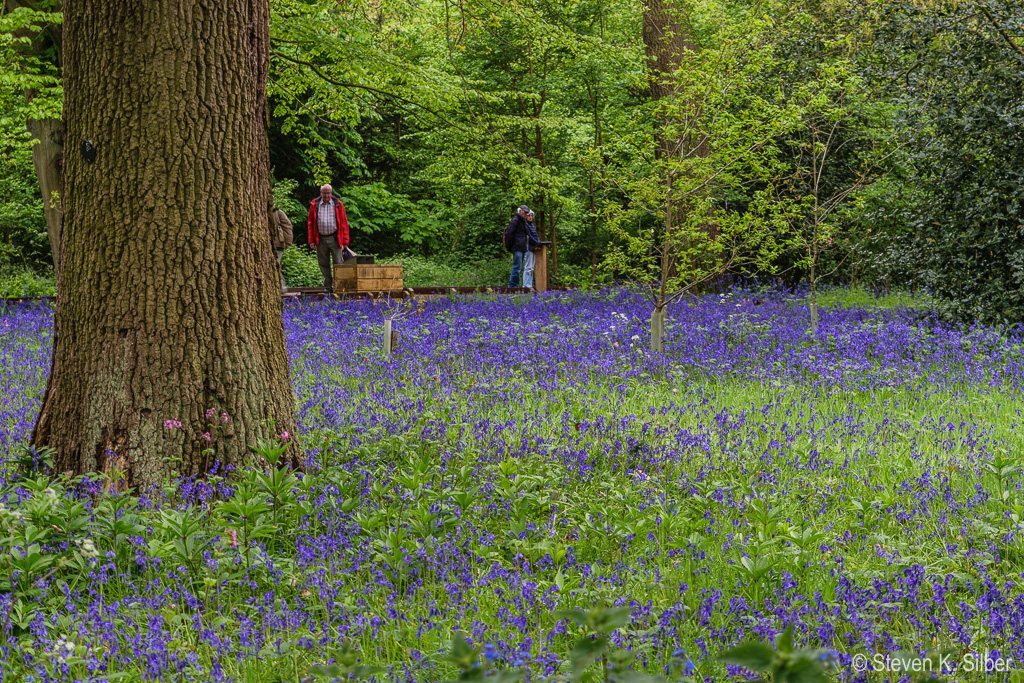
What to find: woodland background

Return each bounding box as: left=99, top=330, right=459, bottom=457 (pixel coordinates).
left=2, top=0, right=1022, bottom=323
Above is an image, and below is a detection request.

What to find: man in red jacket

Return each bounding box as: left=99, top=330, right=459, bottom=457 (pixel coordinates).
left=306, top=184, right=350, bottom=293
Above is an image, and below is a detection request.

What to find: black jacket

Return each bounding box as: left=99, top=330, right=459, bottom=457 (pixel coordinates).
left=504, top=213, right=530, bottom=253
left=526, top=220, right=540, bottom=250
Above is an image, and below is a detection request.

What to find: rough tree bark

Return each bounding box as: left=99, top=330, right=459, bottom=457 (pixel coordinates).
left=643, top=0, right=696, bottom=161
left=32, top=0, right=299, bottom=488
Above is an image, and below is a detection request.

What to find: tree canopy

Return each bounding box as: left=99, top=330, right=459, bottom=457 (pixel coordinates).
left=2, top=0, right=1023, bottom=323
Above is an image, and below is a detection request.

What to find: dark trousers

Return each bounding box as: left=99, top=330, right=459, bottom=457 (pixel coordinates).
left=316, top=232, right=343, bottom=291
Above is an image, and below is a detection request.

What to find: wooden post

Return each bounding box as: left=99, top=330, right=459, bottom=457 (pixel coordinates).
left=534, top=245, right=548, bottom=293
left=383, top=319, right=393, bottom=358
left=650, top=308, right=665, bottom=353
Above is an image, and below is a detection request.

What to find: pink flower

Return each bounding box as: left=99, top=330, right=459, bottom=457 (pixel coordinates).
left=281, top=431, right=289, bottom=440
left=205, top=407, right=216, bottom=420
left=202, top=432, right=212, bottom=442
left=163, top=419, right=182, bottom=430
left=227, top=529, right=238, bottom=548
left=221, top=412, right=229, bottom=424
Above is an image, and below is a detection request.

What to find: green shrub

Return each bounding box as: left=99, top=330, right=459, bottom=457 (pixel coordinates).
left=0, top=267, right=56, bottom=297
left=391, top=253, right=510, bottom=287
left=280, top=246, right=322, bottom=288
left=553, top=263, right=614, bottom=290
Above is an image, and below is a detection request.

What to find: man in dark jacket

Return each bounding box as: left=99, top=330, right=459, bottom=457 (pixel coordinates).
left=504, top=205, right=531, bottom=287
left=306, top=184, right=350, bottom=293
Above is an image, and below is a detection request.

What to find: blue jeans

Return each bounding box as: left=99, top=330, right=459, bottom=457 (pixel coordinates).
left=508, top=251, right=526, bottom=287
left=523, top=250, right=536, bottom=288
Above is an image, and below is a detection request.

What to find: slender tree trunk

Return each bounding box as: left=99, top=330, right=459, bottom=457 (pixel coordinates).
left=32, top=0, right=298, bottom=488
left=26, top=116, right=63, bottom=270
left=5, top=0, right=64, bottom=270
left=809, top=221, right=819, bottom=335
left=644, top=0, right=697, bottom=351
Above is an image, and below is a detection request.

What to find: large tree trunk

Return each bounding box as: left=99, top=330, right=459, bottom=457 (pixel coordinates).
left=642, top=0, right=707, bottom=160
left=32, top=0, right=299, bottom=488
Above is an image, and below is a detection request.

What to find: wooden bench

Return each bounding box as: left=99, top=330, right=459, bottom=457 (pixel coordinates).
left=333, top=264, right=404, bottom=293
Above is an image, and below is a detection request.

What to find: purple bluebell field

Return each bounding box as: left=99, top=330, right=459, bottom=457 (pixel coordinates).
left=2, top=288, right=1024, bottom=682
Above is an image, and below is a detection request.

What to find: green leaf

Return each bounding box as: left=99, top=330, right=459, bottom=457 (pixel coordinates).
left=446, top=631, right=480, bottom=669
left=719, top=642, right=776, bottom=672
left=598, top=606, right=634, bottom=631
left=569, top=635, right=608, bottom=670
left=778, top=657, right=828, bottom=683
left=776, top=624, right=795, bottom=653
left=555, top=608, right=589, bottom=628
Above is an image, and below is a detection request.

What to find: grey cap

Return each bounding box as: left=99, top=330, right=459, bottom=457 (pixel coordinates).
left=518, top=205, right=531, bottom=213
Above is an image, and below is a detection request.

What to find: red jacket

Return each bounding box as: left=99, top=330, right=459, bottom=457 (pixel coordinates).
left=307, top=197, right=350, bottom=247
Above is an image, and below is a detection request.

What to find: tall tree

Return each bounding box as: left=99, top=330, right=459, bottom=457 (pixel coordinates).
left=643, top=0, right=695, bottom=161
left=32, top=0, right=299, bottom=487
left=606, top=1, right=794, bottom=350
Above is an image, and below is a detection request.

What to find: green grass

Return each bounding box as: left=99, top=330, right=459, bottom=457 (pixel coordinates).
left=811, top=285, right=936, bottom=311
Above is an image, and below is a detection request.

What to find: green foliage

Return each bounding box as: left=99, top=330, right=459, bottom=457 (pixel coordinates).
left=0, top=2, right=61, bottom=268
left=602, top=6, right=801, bottom=316
left=0, top=113, right=51, bottom=269
left=812, top=285, right=934, bottom=311
left=0, top=265, right=54, bottom=297
left=271, top=176, right=307, bottom=227
left=554, top=604, right=666, bottom=683
left=280, top=246, right=322, bottom=288
left=391, top=253, right=511, bottom=288
left=776, top=57, right=895, bottom=272
left=338, top=183, right=448, bottom=249
left=0, top=3, right=62, bottom=127
left=862, top=0, right=1024, bottom=324
left=720, top=626, right=833, bottom=683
